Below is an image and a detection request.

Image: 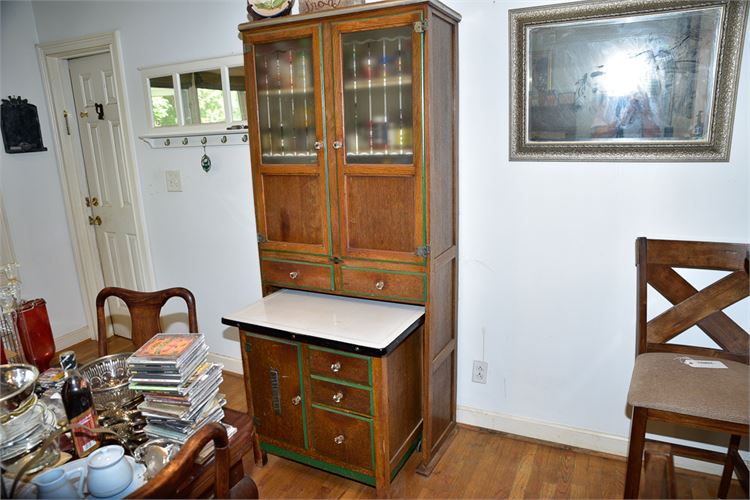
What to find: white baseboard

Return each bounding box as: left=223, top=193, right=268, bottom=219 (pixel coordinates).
left=54, top=326, right=93, bottom=350
left=457, top=405, right=743, bottom=476
left=208, top=352, right=244, bottom=375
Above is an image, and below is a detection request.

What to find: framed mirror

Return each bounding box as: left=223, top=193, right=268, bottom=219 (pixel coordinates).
left=509, top=0, right=748, bottom=161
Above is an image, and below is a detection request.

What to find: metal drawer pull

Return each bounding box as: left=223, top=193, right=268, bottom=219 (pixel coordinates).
left=289, top=271, right=299, bottom=280
left=334, top=435, right=345, bottom=445
left=332, top=392, right=343, bottom=403
left=330, top=361, right=341, bottom=373
left=375, top=281, right=385, bottom=290
left=291, top=395, right=301, bottom=406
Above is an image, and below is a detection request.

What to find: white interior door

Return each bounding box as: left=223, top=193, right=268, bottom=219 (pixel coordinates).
left=69, top=53, right=143, bottom=339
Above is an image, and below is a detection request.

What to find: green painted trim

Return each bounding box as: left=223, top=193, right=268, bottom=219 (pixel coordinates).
left=310, top=373, right=371, bottom=391
left=340, top=266, right=425, bottom=277
left=262, top=281, right=334, bottom=292
left=319, top=24, right=334, bottom=258
left=261, top=257, right=332, bottom=268
left=261, top=442, right=376, bottom=486
left=311, top=403, right=372, bottom=423
left=297, top=343, right=309, bottom=449
left=419, top=11, right=427, bottom=264
left=308, top=344, right=371, bottom=360
left=390, top=436, right=421, bottom=480
left=344, top=255, right=426, bottom=266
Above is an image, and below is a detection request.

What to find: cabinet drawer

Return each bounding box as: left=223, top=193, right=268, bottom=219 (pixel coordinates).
left=261, top=259, right=332, bottom=290
left=308, top=348, right=370, bottom=386
left=310, top=377, right=372, bottom=416
left=311, top=406, right=373, bottom=471
left=340, top=268, right=425, bottom=302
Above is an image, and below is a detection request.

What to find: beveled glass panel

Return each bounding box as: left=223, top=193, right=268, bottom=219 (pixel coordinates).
left=341, top=26, right=413, bottom=164
left=149, top=76, right=177, bottom=127
left=229, top=66, right=247, bottom=122
left=179, top=70, right=225, bottom=125
left=254, top=38, right=317, bottom=164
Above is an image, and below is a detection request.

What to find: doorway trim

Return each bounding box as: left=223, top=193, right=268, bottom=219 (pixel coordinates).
left=37, top=31, right=155, bottom=341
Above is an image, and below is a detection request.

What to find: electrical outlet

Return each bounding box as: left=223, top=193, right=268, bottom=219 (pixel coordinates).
left=472, top=360, right=488, bottom=384
left=165, top=170, right=182, bottom=192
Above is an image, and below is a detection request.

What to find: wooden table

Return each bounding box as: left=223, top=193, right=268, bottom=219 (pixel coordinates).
left=127, top=408, right=254, bottom=498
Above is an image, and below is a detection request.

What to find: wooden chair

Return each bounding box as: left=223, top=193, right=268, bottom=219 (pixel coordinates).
left=96, top=287, right=198, bottom=356
left=128, top=422, right=259, bottom=499
left=624, top=238, right=749, bottom=498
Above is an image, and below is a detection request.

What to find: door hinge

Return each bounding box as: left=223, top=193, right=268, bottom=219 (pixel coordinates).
left=414, top=20, right=428, bottom=33
left=257, top=233, right=266, bottom=244
left=328, top=256, right=344, bottom=265
left=243, top=43, right=253, bottom=54
left=416, top=245, right=431, bottom=257
left=245, top=341, right=252, bottom=353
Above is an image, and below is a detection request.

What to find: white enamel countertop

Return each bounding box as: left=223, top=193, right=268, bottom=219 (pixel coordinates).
left=223, top=290, right=425, bottom=351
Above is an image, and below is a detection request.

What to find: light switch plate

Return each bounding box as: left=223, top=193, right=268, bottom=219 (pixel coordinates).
left=165, top=170, right=182, bottom=192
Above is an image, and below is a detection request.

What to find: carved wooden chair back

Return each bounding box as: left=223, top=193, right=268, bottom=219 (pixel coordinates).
left=127, top=422, right=258, bottom=499
left=624, top=238, right=749, bottom=499
left=96, top=287, right=198, bottom=356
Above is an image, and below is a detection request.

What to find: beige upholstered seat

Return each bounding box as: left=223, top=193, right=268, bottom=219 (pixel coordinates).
left=628, top=353, right=749, bottom=426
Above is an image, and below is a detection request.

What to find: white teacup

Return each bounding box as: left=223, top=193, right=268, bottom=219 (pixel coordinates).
left=32, top=467, right=84, bottom=499
left=79, top=445, right=133, bottom=498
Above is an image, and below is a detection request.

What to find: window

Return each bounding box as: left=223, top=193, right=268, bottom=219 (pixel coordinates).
left=142, top=55, right=246, bottom=131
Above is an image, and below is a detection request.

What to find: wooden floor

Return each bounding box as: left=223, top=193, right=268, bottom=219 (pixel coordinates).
left=64, top=336, right=745, bottom=499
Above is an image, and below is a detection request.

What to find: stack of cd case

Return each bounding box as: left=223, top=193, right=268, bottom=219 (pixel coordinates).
left=127, top=333, right=226, bottom=444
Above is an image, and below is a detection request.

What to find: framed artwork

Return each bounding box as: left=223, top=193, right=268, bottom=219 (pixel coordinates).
left=509, top=0, right=748, bottom=161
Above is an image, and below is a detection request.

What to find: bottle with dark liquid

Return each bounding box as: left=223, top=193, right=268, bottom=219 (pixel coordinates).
left=59, top=351, right=99, bottom=458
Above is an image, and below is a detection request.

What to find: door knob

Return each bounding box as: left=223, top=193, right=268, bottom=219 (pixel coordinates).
left=313, top=140, right=324, bottom=150
left=332, top=140, right=342, bottom=150
left=291, top=395, right=301, bottom=406
left=330, top=361, right=341, bottom=373
left=332, top=392, right=343, bottom=403
left=88, top=216, right=102, bottom=226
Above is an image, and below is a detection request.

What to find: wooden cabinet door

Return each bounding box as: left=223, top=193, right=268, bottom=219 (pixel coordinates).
left=329, top=14, right=425, bottom=265
left=246, top=334, right=306, bottom=450
left=244, top=27, right=332, bottom=257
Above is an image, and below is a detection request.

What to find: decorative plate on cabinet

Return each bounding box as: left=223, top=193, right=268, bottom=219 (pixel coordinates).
left=247, top=0, right=294, bottom=20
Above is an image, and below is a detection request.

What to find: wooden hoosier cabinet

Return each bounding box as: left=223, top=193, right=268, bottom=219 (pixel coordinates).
left=224, top=0, right=460, bottom=493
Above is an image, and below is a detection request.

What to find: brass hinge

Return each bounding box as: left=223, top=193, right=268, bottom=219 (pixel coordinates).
left=243, top=43, right=253, bottom=54
left=416, top=245, right=431, bottom=257
left=257, top=233, right=266, bottom=244
left=414, top=20, right=428, bottom=33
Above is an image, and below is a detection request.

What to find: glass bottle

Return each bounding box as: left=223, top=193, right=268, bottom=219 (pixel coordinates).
left=60, top=351, right=99, bottom=458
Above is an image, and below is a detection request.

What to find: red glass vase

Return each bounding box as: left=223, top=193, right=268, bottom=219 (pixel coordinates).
left=16, top=299, right=56, bottom=371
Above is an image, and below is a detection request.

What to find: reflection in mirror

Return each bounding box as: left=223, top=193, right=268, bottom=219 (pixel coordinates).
left=180, top=70, right=225, bottom=125
left=149, top=76, right=177, bottom=127
left=527, top=7, right=721, bottom=142
left=229, top=67, right=247, bottom=122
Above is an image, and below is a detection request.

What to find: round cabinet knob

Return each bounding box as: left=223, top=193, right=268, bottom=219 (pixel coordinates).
left=332, top=140, right=343, bottom=150
left=330, top=361, right=341, bottom=373
left=289, top=271, right=299, bottom=280
left=332, top=392, right=343, bottom=403
left=313, top=140, right=324, bottom=150
left=375, top=281, right=385, bottom=290
left=291, top=395, right=301, bottom=406
left=334, top=435, right=345, bottom=445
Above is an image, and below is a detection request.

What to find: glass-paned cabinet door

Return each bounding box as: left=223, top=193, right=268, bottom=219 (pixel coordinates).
left=340, top=25, right=414, bottom=165
left=253, top=38, right=318, bottom=164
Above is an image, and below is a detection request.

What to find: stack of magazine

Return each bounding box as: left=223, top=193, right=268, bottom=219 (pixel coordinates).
left=127, top=333, right=226, bottom=444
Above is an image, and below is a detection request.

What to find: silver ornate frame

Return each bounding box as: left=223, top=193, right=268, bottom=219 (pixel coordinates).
left=509, top=0, right=748, bottom=162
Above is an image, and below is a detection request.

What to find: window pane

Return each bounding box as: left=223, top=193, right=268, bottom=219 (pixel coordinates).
left=341, top=26, right=414, bottom=164
left=254, top=38, right=316, bottom=164
left=179, top=70, right=225, bottom=125
left=229, top=66, right=247, bottom=122
left=149, top=76, right=177, bottom=127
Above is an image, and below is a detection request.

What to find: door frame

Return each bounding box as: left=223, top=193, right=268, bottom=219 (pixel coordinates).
left=37, top=31, right=155, bottom=341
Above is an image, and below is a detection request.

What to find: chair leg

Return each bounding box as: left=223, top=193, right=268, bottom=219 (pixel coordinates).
left=624, top=406, right=649, bottom=499
left=718, top=434, right=741, bottom=498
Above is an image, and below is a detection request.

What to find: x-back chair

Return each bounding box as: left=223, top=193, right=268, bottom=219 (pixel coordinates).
left=624, top=238, right=749, bottom=498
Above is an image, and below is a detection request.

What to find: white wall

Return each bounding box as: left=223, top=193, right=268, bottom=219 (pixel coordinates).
left=2, top=0, right=748, bottom=464
left=0, top=1, right=88, bottom=339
